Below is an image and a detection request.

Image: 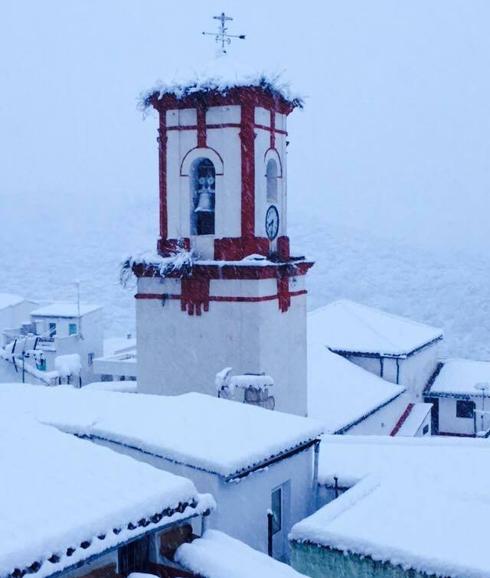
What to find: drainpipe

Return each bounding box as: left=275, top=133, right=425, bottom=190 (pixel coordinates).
left=311, top=440, right=321, bottom=513
left=379, top=357, right=384, bottom=378
left=267, top=510, right=273, bottom=557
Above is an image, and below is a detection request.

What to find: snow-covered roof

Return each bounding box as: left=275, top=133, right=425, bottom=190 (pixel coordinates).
left=0, top=413, right=212, bottom=578
left=307, top=345, right=405, bottom=433
left=308, top=299, right=443, bottom=357
left=0, top=385, right=323, bottom=479
left=429, top=358, right=490, bottom=397
left=142, top=56, right=302, bottom=109
left=30, top=303, right=101, bottom=318
left=103, top=336, right=136, bottom=356
left=175, top=530, right=307, bottom=578
left=82, top=381, right=138, bottom=393
left=0, top=293, right=24, bottom=310
left=291, top=435, right=490, bottom=578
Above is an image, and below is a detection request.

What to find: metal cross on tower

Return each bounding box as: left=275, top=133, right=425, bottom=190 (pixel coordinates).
left=202, top=12, right=246, bottom=54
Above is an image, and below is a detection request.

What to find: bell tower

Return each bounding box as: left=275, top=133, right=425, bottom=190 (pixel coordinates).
left=133, top=70, right=313, bottom=416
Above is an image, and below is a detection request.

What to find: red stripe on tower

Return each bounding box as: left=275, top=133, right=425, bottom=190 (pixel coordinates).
left=270, top=111, right=276, bottom=149
left=240, top=101, right=255, bottom=238
left=158, top=113, right=168, bottom=242
left=197, top=104, right=207, bottom=148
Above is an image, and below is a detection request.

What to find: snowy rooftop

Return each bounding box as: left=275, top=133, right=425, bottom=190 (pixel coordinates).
left=30, top=303, right=101, bottom=318
left=429, top=358, right=490, bottom=396
left=142, top=55, right=302, bottom=109
left=0, top=293, right=24, bottom=310
left=309, top=299, right=443, bottom=357
left=0, top=385, right=323, bottom=479
left=0, top=414, right=210, bottom=578
left=175, top=530, right=307, bottom=578
left=103, top=336, right=136, bottom=356
left=307, top=345, right=405, bottom=433
left=291, top=435, right=490, bottom=578
left=82, top=381, right=138, bottom=394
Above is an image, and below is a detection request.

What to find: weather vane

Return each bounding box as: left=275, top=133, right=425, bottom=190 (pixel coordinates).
left=202, top=12, right=246, bottom=54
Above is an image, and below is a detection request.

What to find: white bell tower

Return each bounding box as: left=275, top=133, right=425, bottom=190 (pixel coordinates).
left=133, top=62, right=313, bottom=416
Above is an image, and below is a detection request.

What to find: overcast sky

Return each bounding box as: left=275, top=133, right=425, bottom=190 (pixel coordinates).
left=2, top=1, right=490, bottom=251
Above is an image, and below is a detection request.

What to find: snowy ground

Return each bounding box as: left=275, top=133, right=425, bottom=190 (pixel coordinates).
left=2, top=193, right=490, bottom=360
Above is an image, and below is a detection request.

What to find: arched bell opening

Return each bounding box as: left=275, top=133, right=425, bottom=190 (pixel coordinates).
left=190, top=158, right=216, bottom=235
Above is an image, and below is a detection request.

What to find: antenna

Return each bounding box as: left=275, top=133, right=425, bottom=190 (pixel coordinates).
left=202, top=12, right=246, bottom=54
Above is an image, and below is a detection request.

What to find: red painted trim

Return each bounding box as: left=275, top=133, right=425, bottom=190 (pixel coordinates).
left=158, top=113, right=168, bottom=242
left=151, top=86, right=297, bottom=116
left=277, top=236, right=290, bottom=260
left=196, top=105, right=206, bottom=148
left=240, top=102, right=255, bottom=239
left=270, top=112, right=276, bottom=149
left=167, top=122, right=287, bottom=135
left=135, top=289, right=306, bottom=315
left=157, top=238, right=190, bottom=255
left=390, top=403, right=415, bottom=436
left=133, top=260, right=313, bottom=281
left=179, top=146, right=224, bottom=176
left=214, top=237, right=270, bottom=260
left=277, top=273, right=290, bottom=312
left=181, top=276, right=210, bottom=315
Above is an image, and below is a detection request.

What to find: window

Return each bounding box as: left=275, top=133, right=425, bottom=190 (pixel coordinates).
left=88, top=353, right=95, bottom=366
left=48, top=322, right=56, bottom=337
left=456, top=400, right=475, bottom=418
left=68, top=323, right=77, bottom=336
left=271, top=487, right=282, bottom=535
left=191, top=158, right=215, bottom=235
left=266, top=159, right=278, bottom=203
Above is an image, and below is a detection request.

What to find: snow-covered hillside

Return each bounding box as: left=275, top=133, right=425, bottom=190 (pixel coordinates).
left=2, top=194, right=489, bottom=360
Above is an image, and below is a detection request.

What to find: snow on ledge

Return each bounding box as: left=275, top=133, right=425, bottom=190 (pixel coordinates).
left=176, top=530, right=308, bottom=578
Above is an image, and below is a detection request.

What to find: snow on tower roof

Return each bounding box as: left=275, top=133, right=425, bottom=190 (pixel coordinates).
left=291, top=435, right=490, bottom=578
left=309, top=299, right=443, bottom=357
left=142, top=54, right=302, bottom=109
left=307, top=345, right=405, bottom=433
left=0, top=293, right=24, bottom=309
left=175, top=530, right=308, bottom=578
left=428, top=358, right=490, bottom=397
left=0, top=385, right=323, bottom=479
left=30, top=303, right=101, bottom=318
left=0, top=413, right=211, bottom=578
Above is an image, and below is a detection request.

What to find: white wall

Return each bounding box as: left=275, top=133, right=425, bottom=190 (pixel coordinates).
left=346, top=392, right=408, bottom=436
left=32, top=309, right=104, bottom=383
left=398, top=343, right=440, bottom=400
left=347, top=342, right=440, bottom=401
left=436, top=396, right=489, bottom=436
left=136, top=276, right=308, bottom=416
left=0, top=299, right=37, bottom=337
left=92, top=437, right=314, bottom=561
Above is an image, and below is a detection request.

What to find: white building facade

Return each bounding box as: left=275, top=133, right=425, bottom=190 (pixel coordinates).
left=29, top=303, right=103, bottom=384
left=425, top=359, right=490, bottom=436
left=133, top=81, right=312, bottom=416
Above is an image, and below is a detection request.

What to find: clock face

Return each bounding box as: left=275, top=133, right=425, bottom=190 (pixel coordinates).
left=265, top=205, right=280, bottom=241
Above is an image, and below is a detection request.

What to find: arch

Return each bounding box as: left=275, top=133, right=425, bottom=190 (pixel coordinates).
left=190, top=158, right=216, bottom=236
left=266, top=158, right=279, bottom=203
left=264, top=147, right=283, bottom=177
left=180, top=147, right=224, bottom=176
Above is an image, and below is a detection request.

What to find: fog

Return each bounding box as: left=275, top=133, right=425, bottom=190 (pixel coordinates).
left=2, top=1, right=490, bottom=252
